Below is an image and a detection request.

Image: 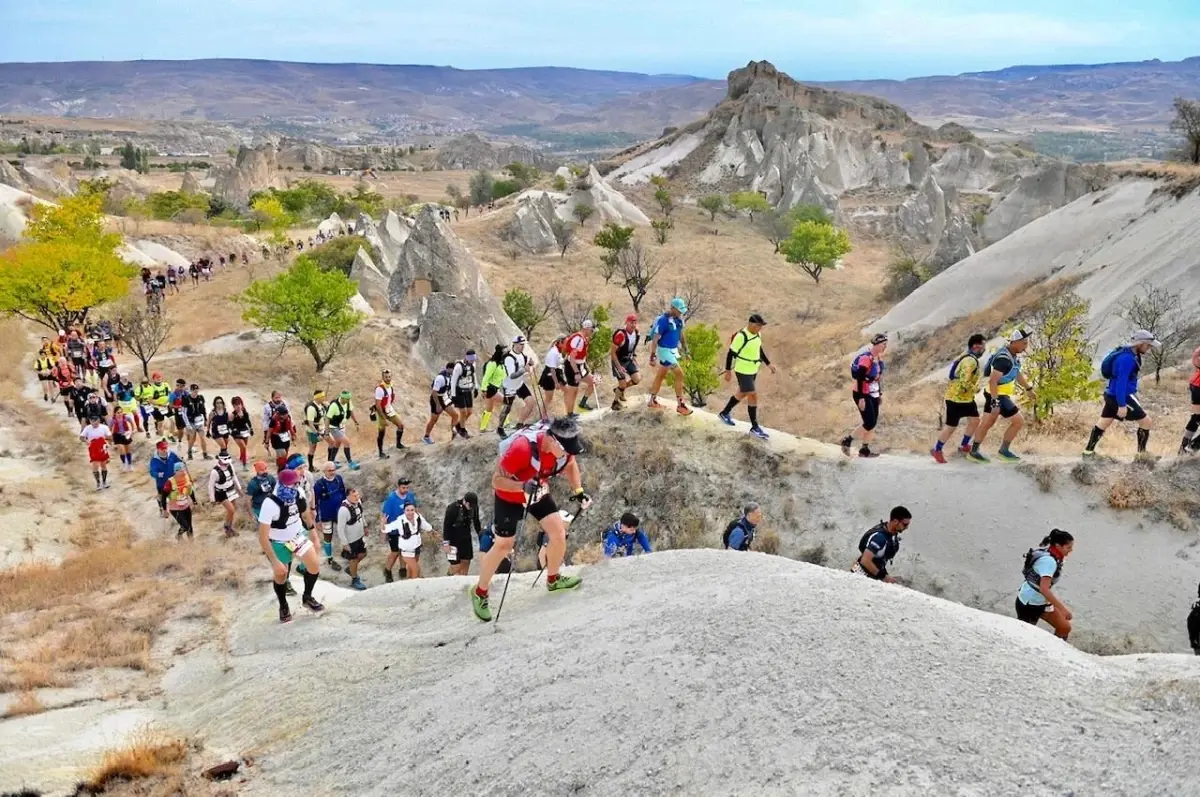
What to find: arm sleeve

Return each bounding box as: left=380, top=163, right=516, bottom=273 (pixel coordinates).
left=420, top=516, right=433, bottom=533
left=207, top=471, right=216, bottom=502
left=450, top=363, right=464, bottom=397
left=637, top=530, right=652, bottom=553
left=472, top=505, right=481, bottom=534
left=759, top=347, right=770, bottom=367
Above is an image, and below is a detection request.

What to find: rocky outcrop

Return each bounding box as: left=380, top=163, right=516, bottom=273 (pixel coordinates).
left=0, top=160, right=28, bottom=192
left=980, top=162, right=1110, bottom=244
left=435, top=133, right=552, bottom=171
left=132, top=239, right=191, bottom=269
left=504, top=192, right=558, bottom=253
left=212, top=144, right=282, bottom=208
left=387, top=206, right=520, bottom=370
left=317, top=212, right=346, bottom=239
left=349, top=246, right=390, bottom=310
left=930, top=144, right=1034, bottom=193
left=278, top=140, right=343, bottom=172
left=180, top=171, right=202, bottom=194
left=18, top=158, right=75, bottom=197
left=0, top=184, right=39, bottom=243
left=375, top=210, right=411, bottom=268
left=558, top=166, right=650, bottom=226
left=896, top=174, right=976, bottom=267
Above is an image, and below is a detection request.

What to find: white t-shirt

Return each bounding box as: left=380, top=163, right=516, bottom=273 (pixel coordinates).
left=375, top=384, right=397, bottom=416
left=82, top=424, right=111, bottom=443
left=386, top=512, right=432, bottom=553
left=543, top=345, right=563, bottom=370
left=503, top=352, right=528, bottom=392
left=258, top=495, right=308, bottom=543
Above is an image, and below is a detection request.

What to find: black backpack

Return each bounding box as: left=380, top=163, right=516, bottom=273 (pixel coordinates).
left=722, top=519, right=747, bottom=550
left=1188, top=583, right=1200, bottom=653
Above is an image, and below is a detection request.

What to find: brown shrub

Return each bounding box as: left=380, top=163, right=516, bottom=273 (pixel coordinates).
left=2, top=690, right=44, bottom=718
left=755, top=528, right=781, bottom=555
left=1106, top=475, right=1155, bottom=510
left=86, top=730, right=189, bottom=792
left=0, top=660, right=72, bottom=693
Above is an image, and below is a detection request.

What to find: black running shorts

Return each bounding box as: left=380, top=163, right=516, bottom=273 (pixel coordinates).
left=1101, top=394, right=1146, bottom=422
left=735, top=372, right=757, bottom=394
left=564, top=361, right=587, bottom=388
left=1015, top=598, right=1048, bottom=625
left=611, top=357, right=638, bottom=380
left=485, top=385, right=499, bottom=399
left=983, top=392, right=1019, bottom=419
left=854, top=392, right=880, bottom=432
left=452, top=392, right=474, bottom=410
left=538, top=367, right=560, bottom=392
left=493, top=494, right=557, bottom=538
left=944, top=400, right=979, bottom=428
left=348, top=538, right=367, bottom=559
left=429, top=395, right=449, bottom=415
left=1191, top=385, right=1200, bottom=405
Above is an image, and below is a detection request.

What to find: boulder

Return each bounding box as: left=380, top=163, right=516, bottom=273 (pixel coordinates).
left=896, top=174, right=976, bottom=268
left=0, top=184, right=40, bottom=243
left=558, top=166, right=650, bottom=226
left=18, top=158, right=74, bottom=197
left=180, top=171, right=203, bottom=194
left=435, top=133, right=552, bottom=171
left=349, top=292, right=376, bottom=318
left=386, top=207, right=520, bottom=370
left=349, top=246, right=390, bottom=310
left=374, top=210, right=411, bottom=270
left=317, top=212, right=346, bottom=239
left=0, top=159, right=28, bottom=191
left=504, top=192, right=559, bottom=253
left=358, top=212, right=391, bottom=268
left=981, top=162, right=1108, bottom=244
left=212, top=143, right=282, bottom=208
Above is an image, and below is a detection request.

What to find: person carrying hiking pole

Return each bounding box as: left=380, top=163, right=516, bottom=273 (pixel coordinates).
left=470, top=416, right=590, bottom=622
left=1084, top=330, right=1159, bottom=459
left=718, top=313, right=775, bottom=440
left=609, top=315, right=641, bottom=411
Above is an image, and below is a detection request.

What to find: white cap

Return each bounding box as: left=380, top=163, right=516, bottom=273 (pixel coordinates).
left=1008, top=328, right=1032, bottom=343
left=581, top=320, right=595, bottom=330
left=512, top=335, right=526, bottom=345
left=1130, top=329, right=1161, bottom=348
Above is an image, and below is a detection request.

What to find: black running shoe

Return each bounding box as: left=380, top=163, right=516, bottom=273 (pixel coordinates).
left=284, top=582, right=298, bottom=597
left=302, top=596, right=325, bottom=612
left=326, top=558, right=343, bottom=572
left=279, top=606, right=293, bottom=623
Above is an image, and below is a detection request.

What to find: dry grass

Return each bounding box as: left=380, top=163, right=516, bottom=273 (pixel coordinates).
left=1106, top=473, right=1156, bottom=510
left=2, top=690, right=45, bottom=718
left=85, top=730, right=189, bottom=793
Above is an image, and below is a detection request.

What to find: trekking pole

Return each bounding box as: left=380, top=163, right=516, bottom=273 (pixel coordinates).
left=530, top=377, right=549, bottom=422
left=492, top=487, right=535, bottom=630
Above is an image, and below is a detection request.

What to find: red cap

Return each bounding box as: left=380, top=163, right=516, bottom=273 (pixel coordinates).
left=625, top=314, right=638, bottom=325
left=278, top=469, right=300, bottom=486
left=155, top=440, right=169, bottom=450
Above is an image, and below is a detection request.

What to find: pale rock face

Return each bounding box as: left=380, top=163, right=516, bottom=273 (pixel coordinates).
left=180, top=171, right=203, bottom=194
left=18, top=158, right=75, bottom=197
left=557, top=166, right=650, bottom=226
left=212, top=144, right=282, bottom=208
left=349, top=292, right=376, bottom=318
left=376, top=210, right=412, bottom=270
left=348, top=246, right=389, bottom=311
left=316, top=212, right=346, bottom=239
left=981, top=162, right=1108, bottom=244
left=0, top=159, right=28, bottom=191
left=434, top=133, right=551, bottom=171
left=504, top=192, right=558, bottom=253
left=132, top=239, right=191, bottom=269
left=386, top=207, right=520, bottom=370
left=0, top=184, right=40, bottom=243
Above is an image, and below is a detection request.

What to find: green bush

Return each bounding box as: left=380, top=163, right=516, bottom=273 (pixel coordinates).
left=307, top=236, right=375, bottom=276
left=667, top=323, right=722, bottom=406
left=491, top=179, right=521, bottom=199
left=143, top=190, right=210, bottom=221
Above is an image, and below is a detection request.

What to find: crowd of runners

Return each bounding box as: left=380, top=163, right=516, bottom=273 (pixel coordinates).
left=31, top=292, right=1200, bottom=645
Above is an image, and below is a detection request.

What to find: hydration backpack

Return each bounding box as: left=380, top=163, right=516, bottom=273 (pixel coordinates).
left=496, top=422, right=548, bottom=457
left=948, top=353, right=978, bottom=381
left=1022, top=547, right=1062, bottom=590
left=1099, top=347, right=1126, bottom=380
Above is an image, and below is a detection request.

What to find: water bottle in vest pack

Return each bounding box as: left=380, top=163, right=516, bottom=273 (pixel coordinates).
left=1100, top=347, right=1124, bottom=380
left=479, top=524, right=495, bottom=553
left=948, top=353, right=976, bottom=380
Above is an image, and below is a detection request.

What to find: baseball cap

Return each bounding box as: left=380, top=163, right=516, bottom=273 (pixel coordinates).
left=156, top=439, right=169, bottom=450
left=217, top=451, right=231, bottom=462
left=871, top=333, right=889, bottom=345
left=624, top=314, right=638, bottom=325
left=1008, top=328, right=1033, bottom=343
left=286, top=454, right=305, bottom=469
left=253, top=461, right=269, bottom=474
left=582, top=320, right=595, bottom=330
left=278, top=469, right=300, bottom=486
left=670, top=297, right=688, bottom=314
left=397, top=476, right=411, bottom=486
left=1131, top=329, right=1162, bottom=348
left=512, top=335, right=527, bottom=345
left=748, top=313, right=766, bottom=325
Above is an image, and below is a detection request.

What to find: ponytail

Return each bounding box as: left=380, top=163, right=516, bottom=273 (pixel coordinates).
left=1040, top=528, right=1074, bottom=548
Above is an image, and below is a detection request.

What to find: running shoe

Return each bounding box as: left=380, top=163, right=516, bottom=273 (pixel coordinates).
left=967, top=450, right=990, bottom=464
left=930, top=448, right=947, bottom=464
left=750, top=426, right=770, bottom=440
left=718, top=412, right=735, bottom=426
left=648, top=397, right=664, bottom=410
left=958, top=443, right=972, bottom=455
left=676, top=403, right=693, bottom=416
left=858, top=447, right=880, bottom=459
left=302, top=596, right=325, bottom=612
left=547, top=574, right=582, bottom=592
left=472, top=590, right=492, bottom=622
left=284, top=582, right=298, bottom=597
left=996, top=449, right=1021, bottom=463
left=610, top=401, right=623, bottom=411
left=840, top=436, right=853, bottom=457
left=279, top=606, right=293, bottom=623
left=326, top=558, right=343, bottom=572
left=1081, top=450, right=1096, bottom=459
left=423, top=436, right=434, bottom=445
left=350, top=577, right=367, bottom=591
left=348, top=461, right=361, bottom=471
left=378, top=451, right=390, bottom=460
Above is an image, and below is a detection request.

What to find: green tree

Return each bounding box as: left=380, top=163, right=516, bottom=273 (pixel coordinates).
left=119, top=141, right=149, bottom=173
left=504, top=162, right=539, bottom=189
left=593, top=222, right=634, bottom=283
left=552, top=174, right=568, bottom=191
left=307, top=236, right=377, bottom=276
left=239, top=256, right=365, bottom=372
left=779, top=221, right=852, bottom=284
left=654, top=187, right=674, bottom=218
left=571, top=203, right=595, bottom=226
left=698, top=194, right=726, bottom=221
left=491, top=179, right=521, bottom=199
left=0, top=193, right=135, bottom=332
left=667, top=323, right=721, bottom=406
left=551, top=219, right=576, bottom=258
left=145, top=190, right=209, bottom=221
left=469, top=171, right=494, bottom=206
left=1170, top=97, right=1200, bottom=164
left=584, top=303, right=613, bottom=374
left=651, top=218, right=672, bottom=245
left=502, top=288, right=552, bottom=339
left=757, top=206, right=829, bottom=253
left=445, top=184, right=463, bottom=203
left=881, top=245, right=931, bottom=301
left=250, top=194, right=294, bottom=260
left=730, top=191, right=770, bottom=221
left=1021, top=293, right=1101, bottom=420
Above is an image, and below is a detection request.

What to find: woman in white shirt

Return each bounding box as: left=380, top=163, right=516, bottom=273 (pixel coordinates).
left=387, top=503, right=433, bottom=579
left=538, top=336, right=567, bottom=413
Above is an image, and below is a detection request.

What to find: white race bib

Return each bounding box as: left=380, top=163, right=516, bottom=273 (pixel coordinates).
left=216, top=424, right=229, bottom=436
left=277, top=431, right=290, bottom=442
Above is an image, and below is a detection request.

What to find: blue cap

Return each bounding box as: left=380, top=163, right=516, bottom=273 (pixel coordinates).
left=670, top=297, right=688, bottom=313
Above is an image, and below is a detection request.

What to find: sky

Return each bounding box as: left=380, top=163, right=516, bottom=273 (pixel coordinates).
left=2, top=0, right=1197, bottom=80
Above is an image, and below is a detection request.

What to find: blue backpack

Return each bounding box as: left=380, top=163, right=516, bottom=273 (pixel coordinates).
left=1099, top=347, right=1126, bottom=380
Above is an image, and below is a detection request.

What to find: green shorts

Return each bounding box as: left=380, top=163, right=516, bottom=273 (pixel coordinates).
left=270, top=535, right=313, bottom=565
left=306, top=431, right=322, bottom=445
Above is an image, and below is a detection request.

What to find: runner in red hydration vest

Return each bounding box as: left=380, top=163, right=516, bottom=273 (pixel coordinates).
left=562, top=321, right=598, bottom=416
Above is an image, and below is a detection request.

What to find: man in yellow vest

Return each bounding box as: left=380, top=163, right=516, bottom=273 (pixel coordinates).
left=717, top=314, right=776, bottom=440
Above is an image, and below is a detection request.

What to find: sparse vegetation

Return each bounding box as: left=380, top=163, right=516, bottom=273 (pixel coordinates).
left=779, top=221, right=852, bottom=284
left=698, top=194, right=726, bottom=221
left=1120, top=282, right=1200, bottom=383
left=1021, top=292, right=1101, bottom=420
left=307, top=235, right=375, bottom=276
left=86, top=730, right=189, bottom=793
left=593, top=222, right=634, bottom=284
left=668, top=322, right=721, bottom=406
left=653, top=187, right=674, bottom=218
left=116, top=302, right=174, bottom=379
left=571, top=203, right=595, bottom=226
left=650, top=218, right=672, bottom=245
left=881, top=246, right=931, bottom=300
left=552, top=174, right=568, bottom=191
left=551, top=219, right=576, bottom=258
left=1169, top=97, right=1200, bottom=164
left=613, top=241, right=661, bottom=313
left=469, top=170, right=494, bottom=206
left=730, top=190, right=770, bottom=221
left=502, top=288, right=553, bottom=339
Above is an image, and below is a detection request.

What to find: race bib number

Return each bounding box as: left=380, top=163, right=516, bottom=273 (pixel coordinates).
left=446, top=545, right=457, bottom=560
left=278, top=431, right=290, bottom=442
left=284, top=533, right=308, bottom=553
left=237, top=430, right=251, bottom=439
left=385, top=406, right=397, bottom=418
left=216, top=424, right=229, bottom=436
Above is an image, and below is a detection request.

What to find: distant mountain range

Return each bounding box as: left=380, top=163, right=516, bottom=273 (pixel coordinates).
left=0, top=57, right=1196, bottom=143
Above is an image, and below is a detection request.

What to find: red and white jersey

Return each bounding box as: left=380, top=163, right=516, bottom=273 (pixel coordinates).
left=563, top=332, right=590, bottom=364
left=83, top=424, right=111, bottom=461
left=375, top=383, right=395, bottom=410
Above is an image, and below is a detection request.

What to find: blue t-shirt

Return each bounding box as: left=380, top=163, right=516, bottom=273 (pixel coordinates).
left=603, top=526, right=653, bottom=557
left=1018, top=553, right=1059, bottom=606
left=381, top=490, right=418, bottom=523
left=651, top=313, right=684, bottom=349
left=313, top=474, right=347, bottom=522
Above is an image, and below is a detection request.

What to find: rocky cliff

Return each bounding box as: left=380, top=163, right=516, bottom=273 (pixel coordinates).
left=434, top=133, right=553, bottom=171
left=503, top=191, right=559, bottom=253
left=211, top=143, right=284, bottom=207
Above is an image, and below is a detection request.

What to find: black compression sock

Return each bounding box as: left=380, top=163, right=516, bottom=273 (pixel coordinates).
left=748, top=406, right=759, bottom=426
left=272, top=581, right=289, bottom=610
left=1136, top=428, right=1150, bottom=453
left=100, top=469, right=107, bottom=485
left=93, top=471, right=101, bottom=487
left=328, top=446, right=338, bottom=463
left=376, top=430, right=385, bottom=453
left=721, top=396, right=739, bottom=415
left=307, top=454, right=314, bottom=470
left=302, top=571, right=319, bottom=601
left=344, top=445, right=353, bottom=461
left=396, top=428, right=404, bottom=447
left=1085, top=426, right=1105, bottom=452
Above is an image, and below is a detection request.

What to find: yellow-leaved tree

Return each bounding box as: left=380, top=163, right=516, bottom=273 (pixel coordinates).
left=0, top=193, right=135, bottom=332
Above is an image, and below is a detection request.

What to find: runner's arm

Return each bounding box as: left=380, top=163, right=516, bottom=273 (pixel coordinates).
left=449, top=363, right=464, bottom=398
left=723, top=333, right=742, bottom=372
left=637, top=529, right=652, bottom=553
left=1038, top=577, right=1071, bottom=619
left=858, top=548, right=883, bottom=577
left=258, top=522, right=281, bottom=565
left=602, top=530, right=618, bottom=558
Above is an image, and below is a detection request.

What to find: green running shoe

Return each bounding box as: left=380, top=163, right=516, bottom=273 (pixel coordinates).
left=547, top=574, right=582, bottom=592
left=996, top=449, right=1021, bottom=462
left=471, top=590, right=492, bottom=622
left=967, top=450, right=990, bottom=464
left=1081, top=450, right=1096, bottom=459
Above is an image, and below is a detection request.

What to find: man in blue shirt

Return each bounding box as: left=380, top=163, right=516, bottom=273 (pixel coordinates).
left=723, top=503, right=763, bottom=551
left=313, top=461, right=348, bottom=571
left=645, top=297, right=694, bottom=416
left=1084, top=329, right=1159, bottom=458
left=853, top=506, right=912, bottom=582
left=148, top=439, right=183, bottom=517
left=379, top=477, right=419, bottom=580
left=603, top=512, right=653, bottom=558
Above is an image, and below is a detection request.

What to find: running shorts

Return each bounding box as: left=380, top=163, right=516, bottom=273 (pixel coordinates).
left=186, top=417, right=205, bottom=432
left=1101, top=394, right=1146, bottom=422
left=1191, top=385, right=1200, bottom=405
left=1015, top=598, right=1048, bottom=625
left=88, top=448, right=110, bottom=464
left=503, top=384, right=532, bottom=402
left=735, top=372, right=757, bottom=394
left=347, top=538, right=366, bottom=558
left=983, top=392, right=1019, bottom=419
left=854, top=392, right=880, bottom=432
left=655, top=346, right=679, bottom=367
left=269, top=434, right=291, bottom=452
left=564, top=361, right=588, bottom=388
left=401, top=545, right=422, bottom=560
left=485, top=385, right=500, bottom=399
left=538, top=367, right=560, bottom=392
left=213, top=488, right=240, bottom=503
left=306, top=430, right=323, bottom=445
left=445, top=542, right=472, bottom=563
left=386, top=532, right=401, bottom=553
left=493, top=494, right=557, bottom=538
left=611, top=358, right=638, bottom=380
left=112, top=433, right=132, bottom=446
left=328, top=426, right=349, bottom=442
left=943, top=400, right=979, bottom=428
left=429, top=396, right=449, bottom=415
left=452, top=391, right=474, bottom=410
left=271, top=535, right=313, bottom=565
